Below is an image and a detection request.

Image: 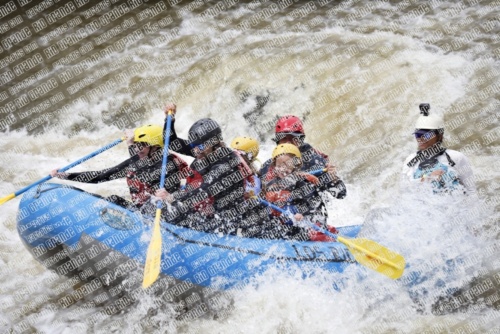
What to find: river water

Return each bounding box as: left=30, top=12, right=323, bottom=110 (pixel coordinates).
left=0, top=0, right=499, bottom=333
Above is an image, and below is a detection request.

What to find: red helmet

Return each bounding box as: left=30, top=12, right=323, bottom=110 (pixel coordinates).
left=275, top=115, right=304, bottom=134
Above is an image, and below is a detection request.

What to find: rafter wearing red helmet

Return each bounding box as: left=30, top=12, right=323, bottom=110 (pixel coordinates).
left=260, top=115, right=347, bottom=201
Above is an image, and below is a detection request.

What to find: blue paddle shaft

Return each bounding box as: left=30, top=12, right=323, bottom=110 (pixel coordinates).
left=14, top=138, right=124, bottom=197
left=309, top=169, right=326, bottom=176
left=14, top=176, right=52, bottom=196
left=58, top=138, right=124, bottom=173
left=157, top=113, right=173, bottom=210
left=258, top=198, right=287, bottom=214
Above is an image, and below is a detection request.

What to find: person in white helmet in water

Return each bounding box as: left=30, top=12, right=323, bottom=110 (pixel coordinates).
left=402, top=103, right=476, bottom=195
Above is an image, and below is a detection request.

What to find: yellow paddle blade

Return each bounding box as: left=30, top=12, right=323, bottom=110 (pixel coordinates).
left=0, top=193, right=15, bottom=205
left=337, top=236, right=405, bottom=280
left=142, top=209, right=162, bottom=288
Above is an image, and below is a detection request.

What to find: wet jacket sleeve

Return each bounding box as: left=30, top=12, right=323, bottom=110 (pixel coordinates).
left=65, top=156, right=137, bottom=183
left=317, top=173, right=347, bottom=199
left=166, top=120, right=193, bottom=157
left=299, top=144, right=346, bottom=199
left=288, top=180, right=324, bottom=216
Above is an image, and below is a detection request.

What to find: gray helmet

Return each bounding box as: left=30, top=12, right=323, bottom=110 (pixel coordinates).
left=188, top=118, right=222, bottom=146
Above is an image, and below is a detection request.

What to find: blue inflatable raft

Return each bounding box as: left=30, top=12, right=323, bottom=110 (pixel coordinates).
left=17, top=183, right=362, bottom=307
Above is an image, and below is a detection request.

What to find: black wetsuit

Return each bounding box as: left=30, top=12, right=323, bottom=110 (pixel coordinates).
left=65, top=148, right=190, bottom=209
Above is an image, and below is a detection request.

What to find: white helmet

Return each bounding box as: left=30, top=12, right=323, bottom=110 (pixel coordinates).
left=415, top=103, right=444, bottom=130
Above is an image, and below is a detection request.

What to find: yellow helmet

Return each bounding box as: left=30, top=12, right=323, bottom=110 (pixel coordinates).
left=134, top=124, right=164, bottom=147
left=272, top=143, right=301, bottom=160
left=231, top=136, right=259, bottom=161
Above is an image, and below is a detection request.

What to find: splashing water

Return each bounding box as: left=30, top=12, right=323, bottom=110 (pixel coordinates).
left=1, top=0, right=499, bottom=333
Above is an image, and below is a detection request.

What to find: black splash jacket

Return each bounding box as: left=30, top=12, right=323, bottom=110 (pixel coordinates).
left=163, top=121, right=249, bottom=224
left=65, top=149, right=190, bottom=207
